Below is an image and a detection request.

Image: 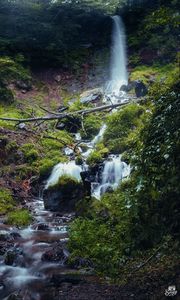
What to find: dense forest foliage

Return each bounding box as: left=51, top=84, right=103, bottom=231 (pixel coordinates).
left=0, top=0, right=179, bottom=295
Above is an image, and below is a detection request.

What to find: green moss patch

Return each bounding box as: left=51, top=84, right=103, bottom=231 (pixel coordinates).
left=7, top=209, right=32, bottom=226
left=0, top=188, right=15, bottom=214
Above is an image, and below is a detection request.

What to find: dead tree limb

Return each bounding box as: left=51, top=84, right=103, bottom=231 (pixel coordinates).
left=0, top=101, right=130, bottom=123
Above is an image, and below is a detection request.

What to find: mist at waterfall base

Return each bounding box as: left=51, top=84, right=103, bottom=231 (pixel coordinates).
left=45, top=15, right=130, bottom=199
left=105, top=15, right=128, bottom=102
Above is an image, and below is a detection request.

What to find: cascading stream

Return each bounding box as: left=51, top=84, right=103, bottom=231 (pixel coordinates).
left=45, top=15, right=129, bottom=199
left=0, top=15, right=130, bottom=300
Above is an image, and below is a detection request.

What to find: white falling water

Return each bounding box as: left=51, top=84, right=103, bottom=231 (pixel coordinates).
left=83, top=124, right=107, bottom=158
left=92, top=155, right=130, bottom=199
left=105, top=15, right=128, bottom=101
left=45, top=161, right=82, bottom=189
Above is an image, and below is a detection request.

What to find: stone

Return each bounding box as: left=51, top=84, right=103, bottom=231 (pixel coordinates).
left=18, top=123, right=26, bottom=130
left=68, top=256, right=93, bottom=269
left=120, top=84, right=128, bottom=92
left=36, top=223, right=50, bottom=231
left=134, top=80, right=148, bottom=97
left=15, top=80, right=32, bottom=91
left=54, top=75, right=62, bottom=83
left=4, top=250, right=16, bottom=265
left=80, top=88, right=103, bottom=104
left=43, top=176, right=85, bottom=212
left=0, top=231, right=10, bottom=242
left=41, top=245, right=69, bottom=263
left=57, top=116, right=81, bottom=133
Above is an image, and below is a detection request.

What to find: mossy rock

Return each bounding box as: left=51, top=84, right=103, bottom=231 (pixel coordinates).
left=86, top=151, right=104, bottom=167
left=80, top=114, right=103, bottom=139
left=20, top=143, right=39, bottom=163
left=75, top=155, right=84, bottom=165
left=44, top=175, right=85, bottom=212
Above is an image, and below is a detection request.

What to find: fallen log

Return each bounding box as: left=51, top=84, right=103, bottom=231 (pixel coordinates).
left=0, top=101, right=130, bottom=123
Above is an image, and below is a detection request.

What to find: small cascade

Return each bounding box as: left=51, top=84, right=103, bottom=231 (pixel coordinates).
left=92, top=155, right=130, bottom=199
left=105, top=15, right=128, bottom=103
left=83, top=124, right=107, bottom=158
left=45, top=161, right=83, bottom=189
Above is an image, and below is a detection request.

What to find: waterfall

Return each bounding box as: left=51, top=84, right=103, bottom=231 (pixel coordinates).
left=105, top=15, right=128, bottom=101
left=45, top=17, right=129, bottom=197
left=92, top=155, right=130, bottom=199
left=45, top=161, right=83, bottom=189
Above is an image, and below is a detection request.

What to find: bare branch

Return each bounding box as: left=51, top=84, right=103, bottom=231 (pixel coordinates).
left=0, top=101, right=130, bottom=123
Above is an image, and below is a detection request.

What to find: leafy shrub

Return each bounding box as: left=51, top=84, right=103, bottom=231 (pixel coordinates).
left=39, top=158, right=56, bottom=178
left=0, top=188, right=15, bottom=214
left=81, top=114, right=103, bottom=139
left=0, top=56, right=31, bottom=104
left=20, top=143, right=39, bottom=163
left=103, top=103, right=146, bottom=153
left=7, top=209, right=32, bottom=226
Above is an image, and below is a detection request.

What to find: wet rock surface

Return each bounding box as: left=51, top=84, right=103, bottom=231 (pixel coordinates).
left=43, top=181, right=85, bottom=213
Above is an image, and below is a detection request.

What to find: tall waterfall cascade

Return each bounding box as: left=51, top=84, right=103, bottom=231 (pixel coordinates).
left=105, top=15, right=128, bottom=103
left=45, top=15, right=130, bottom=198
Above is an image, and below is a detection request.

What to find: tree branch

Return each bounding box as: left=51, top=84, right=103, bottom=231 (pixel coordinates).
left=0, top=101, right=130, bottom=123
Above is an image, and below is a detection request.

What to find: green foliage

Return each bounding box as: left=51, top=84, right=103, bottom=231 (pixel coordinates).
left=38, top=158, right=55, bottom=178
left=128, top=1, right=179, bottom=64
left=75, top=155, right=84, bottom=166
left=0, top=56, right=31, bottom=103
left=104, top=103, right=147, bottom=153
left=20, top=143, right=39, bottom=163
left=69, top=179, right=136, bottom=276
left=15, top=165, right=35, bottom=180
left=69, top=76, right=180, bottom=277
left=0, top=188, right=15, bottom=214
left=81, top=114, right=103, bottom=139
left=130, top=64, right=175, bottom=84
left=7, top=209, right=32, bottom=226
left=86, top=151, right=103, bottom=166
left=0, top=1, right=111, bottom=67
left=86, top=144, right=109, bottom=166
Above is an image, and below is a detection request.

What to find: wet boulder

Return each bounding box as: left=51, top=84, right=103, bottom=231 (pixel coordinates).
left=0, top=230, right=11, bottom=242
left=120, top=84, right=129, bottom=92
left=135, top=80, right=148, bottom=97
left=43, top=175, right=85, bottom=212
left=4, top=250, right=16, bottom=265
left=80, top=88, right=103, bottom=104
left=41, top=244, right=69, bottom=263
left=57, top=116, right=81, bottom=133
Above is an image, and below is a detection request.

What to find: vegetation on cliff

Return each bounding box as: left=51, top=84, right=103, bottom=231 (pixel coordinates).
left=0, top=0, right=179, bottom=292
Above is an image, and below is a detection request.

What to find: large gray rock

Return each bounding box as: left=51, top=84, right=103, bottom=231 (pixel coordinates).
left=43, top=176, right=85, bottom=212
left=135, top=80, right=148, bottom=97
left=80, top=88, right=103, bottom=104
